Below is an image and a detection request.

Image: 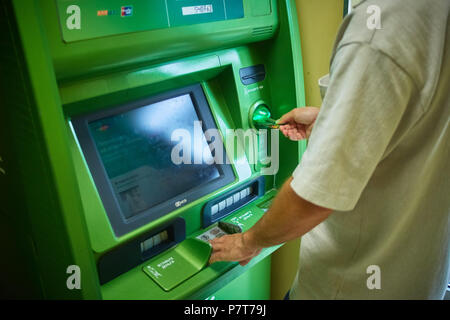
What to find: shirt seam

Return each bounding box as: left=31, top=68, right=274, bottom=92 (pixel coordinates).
left=333, top=206, right=365, bottom=299
left=291, top=176, right=356, bottom=211
left=333, top=41, right=425, bottom=113
left=293, top=161, right=368, bottom=203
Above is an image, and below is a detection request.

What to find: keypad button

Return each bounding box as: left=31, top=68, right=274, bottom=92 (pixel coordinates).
left=211, top=204, right=219, bottom=215
left=141, top=238, right=154, bottom=252
left=218, top=200, right=226, bottom=211
left=226, top=196, right=233, bottom=207
left=153, top=234, right=161, bottom=246
left=233, top=193, right=240, bottom=203
left=160, top=231, right=169, bottom=242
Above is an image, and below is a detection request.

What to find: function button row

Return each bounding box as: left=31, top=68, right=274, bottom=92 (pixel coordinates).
left=211, top=186, right=253, bottom=217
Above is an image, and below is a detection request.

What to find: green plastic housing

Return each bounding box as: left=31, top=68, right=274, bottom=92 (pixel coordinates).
left=0, top=0, right=306, bottom=299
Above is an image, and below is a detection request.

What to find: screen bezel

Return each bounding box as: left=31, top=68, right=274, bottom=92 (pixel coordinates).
left=71, top=84, right=236, bottom=237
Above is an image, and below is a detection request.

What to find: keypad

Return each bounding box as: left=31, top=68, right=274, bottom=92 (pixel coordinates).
left=211, top=187, right=253, bottom=217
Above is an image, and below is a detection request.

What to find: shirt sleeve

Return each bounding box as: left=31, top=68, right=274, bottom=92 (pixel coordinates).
left=290, top=43, right=416, bottom=211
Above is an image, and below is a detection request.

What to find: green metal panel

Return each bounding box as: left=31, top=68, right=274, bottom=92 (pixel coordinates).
left=1, top=0, right=100, bottom=299
left=207, top=256, right=271, bottom=300
left=56, top=0, right=245, bottom=43
left=56, top=0, right=169, bottom=42
left=250, top=0, right=272, bottom=17
left=42, top=0, right=278, bottom=80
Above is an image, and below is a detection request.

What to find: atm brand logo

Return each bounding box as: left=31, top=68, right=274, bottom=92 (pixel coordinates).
left=175, top=199, right=188, bottom=208
left=121, top=6, right=133, bottom=17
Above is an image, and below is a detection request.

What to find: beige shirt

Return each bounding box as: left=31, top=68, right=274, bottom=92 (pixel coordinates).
left=290, top=0, right=449, bottom=299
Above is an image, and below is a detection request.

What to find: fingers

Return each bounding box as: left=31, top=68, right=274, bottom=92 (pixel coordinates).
left=208, top=234, right=260, bottom=265
left=208, top=235, right=234, bottom=264
left=278, top=107, right=320, bottom=125
left=239, top=258, right=252, bottom=266
left=278, top=107, right=319, bottom=140
left=209, top=234, right=229, bottom=249
left=209, top=250, right=228, bottom=264
left=238, top=249, right=262, bottom=266
left=280, top=123, right=308, bottom=141
left=211, top=250, right=256, bottom=266
left=278, top=109, right=297, bottom=125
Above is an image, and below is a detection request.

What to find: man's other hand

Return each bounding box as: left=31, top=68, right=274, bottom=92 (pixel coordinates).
left=278, top=107, right=320, bottom=140
left=209, top=233, right=261, bottom=266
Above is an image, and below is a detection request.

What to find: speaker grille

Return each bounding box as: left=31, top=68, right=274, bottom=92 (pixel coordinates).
left=252, top=25, right=273, bottom=37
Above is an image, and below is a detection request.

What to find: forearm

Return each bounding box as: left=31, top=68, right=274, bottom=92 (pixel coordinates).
left=243, top=177, right=332, bottom=249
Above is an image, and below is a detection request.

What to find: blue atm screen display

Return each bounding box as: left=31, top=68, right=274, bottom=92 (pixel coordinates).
left=88, top=94, right=220, bottom=220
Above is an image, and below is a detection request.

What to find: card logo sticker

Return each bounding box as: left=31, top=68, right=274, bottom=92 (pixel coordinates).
left=121, top=6, right=133, bottom=17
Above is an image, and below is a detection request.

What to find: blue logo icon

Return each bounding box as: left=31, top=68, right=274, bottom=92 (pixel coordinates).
left=121, top=6, right=133, bottom=17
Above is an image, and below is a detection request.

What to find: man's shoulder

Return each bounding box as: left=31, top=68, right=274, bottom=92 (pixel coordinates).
left=333, top=0, right=449, bottom=91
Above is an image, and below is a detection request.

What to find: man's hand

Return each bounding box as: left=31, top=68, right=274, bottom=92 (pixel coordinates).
left=209, top=232, right=261, bottom=266
left=208, top=178, right=332, bottom=267
left=278, top=107, right=320, bottom=141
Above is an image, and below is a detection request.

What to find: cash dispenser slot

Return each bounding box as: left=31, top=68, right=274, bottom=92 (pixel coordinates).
left=142, top=221, right=244, bottom=292
left=97, top=218, right=185, bottom=285
left=143, top=238, right=212, bottom=292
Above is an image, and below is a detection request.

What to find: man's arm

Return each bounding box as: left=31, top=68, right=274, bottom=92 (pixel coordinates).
left=209, top=177, right=332, bottom=265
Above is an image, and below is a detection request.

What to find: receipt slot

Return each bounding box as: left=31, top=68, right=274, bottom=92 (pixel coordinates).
left=0, top=0, right=306, bottom=299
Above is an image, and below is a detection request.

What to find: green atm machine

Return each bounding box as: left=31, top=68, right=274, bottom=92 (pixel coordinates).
left=0, top=0, right=305, bottom=299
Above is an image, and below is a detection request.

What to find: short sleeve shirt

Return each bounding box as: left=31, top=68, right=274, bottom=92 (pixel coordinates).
left=289, top=0, right=450, bottom=299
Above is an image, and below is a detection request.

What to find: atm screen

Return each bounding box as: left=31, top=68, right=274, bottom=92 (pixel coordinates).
left=88, top=93, right=221, bottom=219
left=72, top=85, right=235, bottom=236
